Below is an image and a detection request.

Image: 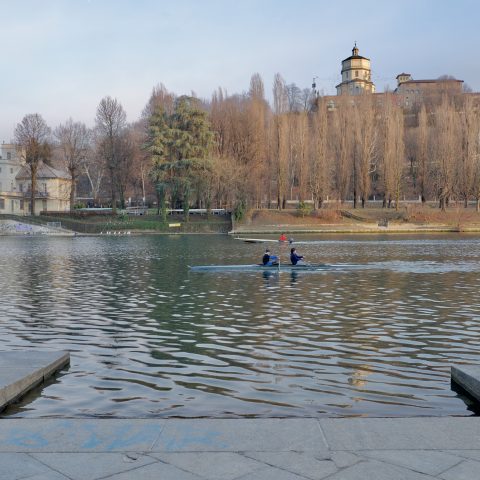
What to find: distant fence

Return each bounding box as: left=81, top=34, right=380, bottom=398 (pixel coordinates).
left=46, top=221, right=62, bottom=229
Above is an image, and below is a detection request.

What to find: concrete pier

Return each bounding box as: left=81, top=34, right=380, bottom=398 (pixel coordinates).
left=452, top=365, right=480, bottom=404
left=0, top=350, right=70, bottom=411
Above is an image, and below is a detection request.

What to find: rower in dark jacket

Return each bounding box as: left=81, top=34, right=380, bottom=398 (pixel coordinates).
left=290, top=248, right=304, bottom=265
left=262, top=249, right=279, bottom=266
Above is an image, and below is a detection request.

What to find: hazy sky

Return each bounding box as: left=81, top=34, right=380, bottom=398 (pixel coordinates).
left=1, top=0, right=479, bottom=141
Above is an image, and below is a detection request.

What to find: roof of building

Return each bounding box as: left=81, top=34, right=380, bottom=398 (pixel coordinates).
left=16, top=162, right=71, bottom=180
left=342, top=54, right=370, bottom=63
left=396, top=73, right=411, bottom=78
left=398, top=79, right=464, bottom=85
left=335, top=79, right=375, bottom=89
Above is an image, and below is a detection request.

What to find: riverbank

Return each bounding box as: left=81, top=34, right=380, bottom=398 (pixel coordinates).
left=231, top=206, right=480, bottom=235
left=3, top=205, right=480, bottom=236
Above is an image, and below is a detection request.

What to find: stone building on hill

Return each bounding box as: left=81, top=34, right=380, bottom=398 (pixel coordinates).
left=394, top=73, right=464, bottom=108
left=335, top=43, right=376, bottom=96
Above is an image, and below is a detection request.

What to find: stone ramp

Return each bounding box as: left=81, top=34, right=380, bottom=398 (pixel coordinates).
left=0, top=351, right=70, bottom=411
left=0, top=418, right=479, bottom=479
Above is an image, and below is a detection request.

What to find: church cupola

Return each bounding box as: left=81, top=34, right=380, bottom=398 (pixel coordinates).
left=336, top=43, right=376, bottom=95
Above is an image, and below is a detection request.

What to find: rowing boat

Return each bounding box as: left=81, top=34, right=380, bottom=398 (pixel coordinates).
left=189, top=263, right=353, bottom=272
left=234, top=237, right=311, bottom=244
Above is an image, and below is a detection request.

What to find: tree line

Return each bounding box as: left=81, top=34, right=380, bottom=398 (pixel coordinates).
left=13, top=73, right=480, bottom=218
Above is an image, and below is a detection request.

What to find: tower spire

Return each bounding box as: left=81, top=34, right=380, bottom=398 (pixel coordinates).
left=352, top=41, right=359, bottom=56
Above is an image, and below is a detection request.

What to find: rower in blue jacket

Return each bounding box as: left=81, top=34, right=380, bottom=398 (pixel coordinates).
left=290, top=247, right=304, bottom=265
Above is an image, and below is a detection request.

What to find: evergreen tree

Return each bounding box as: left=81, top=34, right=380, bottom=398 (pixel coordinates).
left=145, top=96, right=213, bottom=221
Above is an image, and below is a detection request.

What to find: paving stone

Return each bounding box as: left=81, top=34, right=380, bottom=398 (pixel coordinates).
left=152, top=452, right=264, bottom=479
left=444, top=449, right=480, bottom=461
left=32, top=452, right=156, bottom=480
left=360, top=449, right=463, bottom=476
left=319, top=418, right=480, bottom=450
left=439, top=459, right=480, bottom=480
left=0, top=453, right=64, bottom=480
left=245, top=451, right=337, bottom=479
left=327, top=459, right=438, bottom=479
left=14, top=473, right=70, bottom=480
left=0, top=419, right=165, bottom=452
left=103, top=461, right=203, bottom=479
left=235, top=465, right=310, bottom=479
left=153, top=419, right=327, bottom=453
left=330, top=451, right=360, bottom=468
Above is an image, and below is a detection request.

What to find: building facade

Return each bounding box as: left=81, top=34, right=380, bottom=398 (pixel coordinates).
left=16, top=163, right=71, bottom=214
left=0, top=143, right=23, bottom=214
left=394, top=73, right=464, bottom=107
left=0, top=143, right=71, bottom=215
left=336, top=44, right=376, bottom=96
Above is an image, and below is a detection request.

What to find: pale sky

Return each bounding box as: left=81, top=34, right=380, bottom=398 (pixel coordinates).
left=1, top=0, right=479, bottom=141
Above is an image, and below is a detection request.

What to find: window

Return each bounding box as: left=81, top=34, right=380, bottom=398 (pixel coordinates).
left=10, top=168, right=13, bottom=174
left=20, top=200, right=24, bottom=210
left=19, top=183, right=23, bottom=192
left=7, top=152, right=11, bottom=160
left=0, top=167, right=2, bottom=173
left=355, top=70, right=359, bottom=77
left=42, top=183, right=47, bottom=193
left=0, top=199, right=4, bottom=209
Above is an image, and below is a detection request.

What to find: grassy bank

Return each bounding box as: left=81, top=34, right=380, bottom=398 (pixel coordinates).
left=232, top=205, right=480, bottom=234
left=33, top=213, right=232, bottom=234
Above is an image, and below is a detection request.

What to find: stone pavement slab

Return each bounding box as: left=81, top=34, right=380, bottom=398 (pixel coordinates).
left=319, top=417, right=480, bottom=450
left=31, top=452, right=157, bottom=480
left=0, top=418, right=479, bottom=479
left=326, top=459, right=438, bottom=479
left=439, top=459, right=480, bottom=480
left=0, top=419, right=165, bottom=452
left=153, top=418, right=328, bottom=453
left=151, top=452, right=264, bottom=479
left=0, top=452, right=69, bottom=480
left=360, top=450, right=463, bottom=476
left=244, top=451, right=337, bottom=479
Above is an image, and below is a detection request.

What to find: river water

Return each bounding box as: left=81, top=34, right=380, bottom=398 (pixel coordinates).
left=1, top=234, right=480, bottom=418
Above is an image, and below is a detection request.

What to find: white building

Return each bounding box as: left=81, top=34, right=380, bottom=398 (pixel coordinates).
left=0, top=143, right=23, bottom=214
left=0, top=142, right=71, bottom=215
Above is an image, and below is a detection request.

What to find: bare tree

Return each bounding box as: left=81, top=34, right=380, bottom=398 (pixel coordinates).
left=431, top=97, right=460, bottom=210
left=308, top=99, right=330, bottom=208
left=353, top=96, right=377, bottom=208
left=457, top=95, right=478, bottom=207
left=382, top=98, right=405, bottom=210
left=14, top=114, right=51, bottom=215
left=54, top=119, right=90, bottom=212
left=95, top=96, right=127, bottom=214
left=83, top=145, right=105, bottom=207
left=330, top=98, right=352, bottom=203
left=272, top=74, right=289, bottom=209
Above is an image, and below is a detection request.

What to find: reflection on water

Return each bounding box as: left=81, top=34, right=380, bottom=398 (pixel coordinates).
left=1, top=234, right=480, bottom=418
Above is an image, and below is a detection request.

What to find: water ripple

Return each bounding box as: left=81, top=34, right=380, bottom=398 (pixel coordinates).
left=0, top=234, right=479, bottom=418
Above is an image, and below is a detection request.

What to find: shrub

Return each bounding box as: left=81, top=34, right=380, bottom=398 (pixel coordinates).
left=233, top=200, right=247, bottom=221
left=297, top=201, right=313, bottom=218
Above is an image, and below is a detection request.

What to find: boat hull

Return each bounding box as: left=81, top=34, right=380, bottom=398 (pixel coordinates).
left=189, top=263, right=351, bottom=272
